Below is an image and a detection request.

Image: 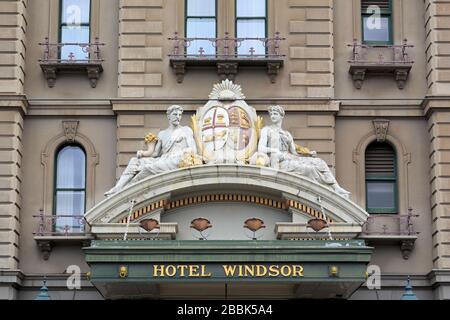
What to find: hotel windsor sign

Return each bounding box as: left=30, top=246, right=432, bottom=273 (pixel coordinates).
left=150, top=264, right=305, bottom=279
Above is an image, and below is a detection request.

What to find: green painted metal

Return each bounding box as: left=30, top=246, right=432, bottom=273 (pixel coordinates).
left=84, top=240, right=373, bottom=284
left=361, top=0, right=393, bottom=45
left=34, top=280, right=51, bottom=300
left=401, top=276, right=418, bottom=300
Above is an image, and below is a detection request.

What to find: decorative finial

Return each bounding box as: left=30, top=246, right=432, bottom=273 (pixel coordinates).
left=401, top=276, right=418, bottom=300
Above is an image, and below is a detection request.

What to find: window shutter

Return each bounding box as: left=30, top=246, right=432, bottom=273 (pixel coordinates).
left=361, top=0, right=391, bottom=14
left=365, top=142, right=395, bottom=177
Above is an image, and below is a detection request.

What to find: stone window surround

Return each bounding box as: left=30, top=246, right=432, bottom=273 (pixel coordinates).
left=41, top=121, right=99, bottom=216
left=352, top=130, right=411, bottom=215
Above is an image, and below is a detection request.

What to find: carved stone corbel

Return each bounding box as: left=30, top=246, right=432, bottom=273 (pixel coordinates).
left=400, top=239, right=415, bottom=260
left=63, top=121, right=79, bottom=142
left=171, top=61, right=186, bottom=83
left=217, top=62, right=238, bottom=81
left=350, top=68, right=366, bottom=89
left=37, top=240, right=52, bottom=261
left=42, top=66, right=57, bottom=88
left=372, top=119, right=390, bottom=142
left=267, top=62, right=282, bottom=83
left=395, top=69, right=409, bottom=90
left=87, top=66, right=100, bottom=88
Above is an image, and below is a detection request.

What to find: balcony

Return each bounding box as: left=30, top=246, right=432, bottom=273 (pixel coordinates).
left=33, top=211, right=94, bottom=260
left=38, top=37, right=104, bottom=88
left=358, top=209, right=419, bottom=260
left=348, top=39, right=414, bottom=89
left=168, top=32, right=285, bottom=83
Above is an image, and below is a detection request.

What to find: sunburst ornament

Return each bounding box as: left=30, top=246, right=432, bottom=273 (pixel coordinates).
left=208, top=79, right=245, bottom=101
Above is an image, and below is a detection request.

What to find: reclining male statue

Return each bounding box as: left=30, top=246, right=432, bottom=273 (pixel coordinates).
left=105, top=105, right=202, bottom=196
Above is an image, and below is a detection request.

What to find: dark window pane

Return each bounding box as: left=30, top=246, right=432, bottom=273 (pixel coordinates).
left=55, top=191, right=85, bottom=232
left=187, top=0, right=215, bottom=17
left=56, top=146, right=86, bottom=189
left=237, top=19, right=266, bottom=55
left=363, top=16, right=390, bottom=42
left=237, top=0, right=266, bottom=17
left=60, top=26, right=90, bottom=60
left=186, top=18, right=216, bottom=55
left=367, top=181, right=395, bottom=210
left=61, top=0, right=90, bottom=24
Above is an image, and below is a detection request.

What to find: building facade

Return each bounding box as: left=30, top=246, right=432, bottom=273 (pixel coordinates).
left=0, top=0, right=449, bottom=300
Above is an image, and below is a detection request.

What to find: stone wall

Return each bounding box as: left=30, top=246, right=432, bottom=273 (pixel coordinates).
left=425, top=0, right=450, bottom=272
left=288, top=0, right=334, bottom=98
left=0, top=0, right=27, bottom=95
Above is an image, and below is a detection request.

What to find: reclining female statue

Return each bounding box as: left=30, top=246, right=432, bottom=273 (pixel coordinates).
left=251, top=105, right=350, bottom=198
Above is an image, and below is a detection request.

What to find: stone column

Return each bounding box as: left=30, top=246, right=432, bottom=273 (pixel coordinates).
left=424, top=0, right=450, bottom=300
left=0, top=0, right=27, bottom=300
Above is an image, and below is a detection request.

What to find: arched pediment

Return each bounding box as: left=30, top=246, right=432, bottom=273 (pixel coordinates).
left=85, top=164, right=369, bottom=227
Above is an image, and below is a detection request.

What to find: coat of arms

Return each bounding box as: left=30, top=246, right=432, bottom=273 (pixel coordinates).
left=192, top=80, right=260, bottom=164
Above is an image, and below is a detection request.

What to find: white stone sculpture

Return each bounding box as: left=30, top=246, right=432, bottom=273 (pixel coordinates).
left=191, top=79, right=261, bottom=164
left=105, top=105, right=202, bottom=196
left=251, top=105, right=351, bottom=198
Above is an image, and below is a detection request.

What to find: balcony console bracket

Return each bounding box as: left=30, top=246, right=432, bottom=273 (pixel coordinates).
left=39, top=63, right=103, bottom=88
left=349, top=64, right=413, bottom=90
left=34, top=234, right=95, bottom=260
left=170, top=58, right=283, bottom=84
left=358, top=234, right=417, bottom=260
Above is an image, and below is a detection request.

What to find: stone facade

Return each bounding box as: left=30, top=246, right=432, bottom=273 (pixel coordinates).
left=0, top=0, right=450, bottom=299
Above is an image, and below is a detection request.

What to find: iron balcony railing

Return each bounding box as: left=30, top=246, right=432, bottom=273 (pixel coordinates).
left=168, top=32, right=285, bottom=59
left=38, top=37, right=104, bottom=64
left=361, top=209, right=419, bottom=236
left=348, top=38, right=414, bottom=65
left=33, top=211, right=89, bottom=236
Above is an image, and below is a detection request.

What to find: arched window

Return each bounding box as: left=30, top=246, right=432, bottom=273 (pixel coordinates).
left=365, top=141, right=397, bottom=213
left=54, top=144, right=86, bottom=232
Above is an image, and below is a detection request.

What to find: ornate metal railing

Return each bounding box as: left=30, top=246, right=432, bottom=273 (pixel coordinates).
left=33, top=211, right=89, bottom=236
left=38, top=37, right=104, bottom=64
left=361, top=209, right=419, bottom=236
left=348, top=38, right=414, bottom=64
left=168, top=32, right=285, bottom=59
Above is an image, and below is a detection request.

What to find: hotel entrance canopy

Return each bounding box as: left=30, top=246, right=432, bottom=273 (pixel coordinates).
left=84, top=239, right=372, bottom=299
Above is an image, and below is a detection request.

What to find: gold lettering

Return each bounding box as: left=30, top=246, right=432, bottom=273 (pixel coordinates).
left=178, top=265, right=188, bottom=277
left=256, top=265, right=268, bottom=277
left=268, top=265, right=280, bottom=277
left=189, top=265, right=200, bottom=277
left=165, top=265, right=177, bottom=277
left=292, top=265, right=304, bottom=277
left=201, top=265, right=212, bottom=277
left=244, top=265, right=255, bottom=277
left=238, top=265, right=244, bottom=277
left=153, top=265, right=165, bottom=277
left=223, top=265, right=237, bottom=277
left=281, top=265, right=292, bottom=277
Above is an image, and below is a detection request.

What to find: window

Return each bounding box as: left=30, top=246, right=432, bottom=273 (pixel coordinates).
left=236, top=0, right=267, bottom=55
left=54, top=145, right=86, bottom=232
left=59, top=0, right=91, bottom=60
left=361, top=0, right=392, bottom=44
left=365, top=141, right=397, bottom=213
left=185, top=0, right=217, bottom=55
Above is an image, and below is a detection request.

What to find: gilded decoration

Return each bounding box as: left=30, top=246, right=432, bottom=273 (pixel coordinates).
left=106, top=81, right=349, bottom=198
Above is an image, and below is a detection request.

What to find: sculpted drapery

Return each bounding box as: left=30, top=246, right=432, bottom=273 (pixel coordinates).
left=105, top=85, right=350, bottom=199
